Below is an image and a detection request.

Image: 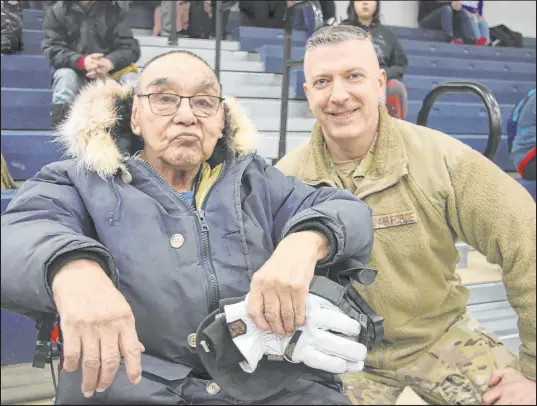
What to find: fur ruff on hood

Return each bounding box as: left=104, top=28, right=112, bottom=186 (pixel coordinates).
left=55, top=80, right=258, bottom=180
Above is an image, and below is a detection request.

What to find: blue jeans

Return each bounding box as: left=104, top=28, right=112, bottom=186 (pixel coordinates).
left=418, top=4, right=475, bottom=39
left=468, top=13, right=490, bottom=41
left=51, top=68, right=138, bottom=104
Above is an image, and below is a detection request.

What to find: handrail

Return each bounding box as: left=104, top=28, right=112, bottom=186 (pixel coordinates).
left=278, top=0, right=323, bottom=161
left=168, top=0, right=177, bottom=46
left=416, top=81, right=502, bottom=160
left=214, top=1, right=238, bottom=80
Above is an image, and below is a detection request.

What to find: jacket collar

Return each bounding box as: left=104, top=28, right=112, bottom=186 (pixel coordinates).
left=297, top=103, right=409, bottom=198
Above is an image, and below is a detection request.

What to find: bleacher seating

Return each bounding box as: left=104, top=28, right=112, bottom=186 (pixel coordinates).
left=1, top=7, right=535, bottom=370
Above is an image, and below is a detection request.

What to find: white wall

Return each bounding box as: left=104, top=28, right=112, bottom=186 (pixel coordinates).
left=334, top=0, right=536, bottom=38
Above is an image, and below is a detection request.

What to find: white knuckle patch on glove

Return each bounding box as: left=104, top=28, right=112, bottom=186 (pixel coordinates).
left=223, top=293, right=368, bottom=375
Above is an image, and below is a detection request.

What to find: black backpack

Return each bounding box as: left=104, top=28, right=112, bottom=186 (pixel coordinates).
left=490, top=24, right=524, bottom=48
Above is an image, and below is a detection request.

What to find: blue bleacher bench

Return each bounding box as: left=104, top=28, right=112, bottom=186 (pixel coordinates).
left=22, top=8, right=44, bottom=31
left=257, top=44, right=536, bottom=82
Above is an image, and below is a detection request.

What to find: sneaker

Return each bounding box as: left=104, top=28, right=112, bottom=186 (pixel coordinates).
left=451, top=38, right=464, bottom=45
left=476, top=36, right=488, bottom=46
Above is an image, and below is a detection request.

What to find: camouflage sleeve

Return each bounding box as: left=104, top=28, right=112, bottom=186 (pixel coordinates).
left=446, top=148, right=536, bottom=380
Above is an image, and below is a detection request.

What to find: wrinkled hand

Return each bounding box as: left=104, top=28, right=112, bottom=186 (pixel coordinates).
left=483, top=368, right=536, bottom=405
left=52, top=259, right=144, bottom=398
left=248, top=231, right=328, bottom=337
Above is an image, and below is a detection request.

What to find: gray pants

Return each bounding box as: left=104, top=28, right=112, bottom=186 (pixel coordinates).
left=51, top=68, right=138, bottom=105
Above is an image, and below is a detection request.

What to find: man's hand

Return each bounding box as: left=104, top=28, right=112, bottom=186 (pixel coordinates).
left=52, top=259, right=144, bottom=398
left=85, top=55, right=114, bottom=79
left=483, top=368, right=536, bottom=405
left=248, top=230, right=328, bottom=337
left=83, top=53, right=104, bottom=73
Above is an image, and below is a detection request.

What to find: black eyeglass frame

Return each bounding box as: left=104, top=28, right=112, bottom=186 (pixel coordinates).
left=136, top=92, right=225, bottom=117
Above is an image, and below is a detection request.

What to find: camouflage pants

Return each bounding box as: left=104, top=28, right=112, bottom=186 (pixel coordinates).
left=342, top=315, right=519, bottom=405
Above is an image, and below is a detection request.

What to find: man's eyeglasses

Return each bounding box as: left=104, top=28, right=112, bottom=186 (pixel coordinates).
left=137, top=93, right=225, bottom=118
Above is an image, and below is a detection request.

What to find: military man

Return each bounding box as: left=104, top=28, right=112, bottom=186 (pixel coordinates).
left=276, top=25, right=536, bottom=405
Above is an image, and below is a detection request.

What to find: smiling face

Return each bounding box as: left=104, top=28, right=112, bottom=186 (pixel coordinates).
left=303, top=37, right=386, bottom=144
left=131, top=52, right=224, bottom=172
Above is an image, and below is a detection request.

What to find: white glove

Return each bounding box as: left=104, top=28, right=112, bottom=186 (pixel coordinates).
left=223, top=293, right=367, bottom=374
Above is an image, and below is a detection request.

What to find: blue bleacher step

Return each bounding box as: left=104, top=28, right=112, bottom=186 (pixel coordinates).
left=257, top=45, right=536, bottom=82
left=401, top=39, right=535, bottom=62
left=22, top=9, right=44, bottom=31
left=1, top=130, right=64, bottom=180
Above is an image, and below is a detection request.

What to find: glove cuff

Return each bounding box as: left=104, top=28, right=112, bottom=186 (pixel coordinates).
left=224, top=301, right=265, bottom=373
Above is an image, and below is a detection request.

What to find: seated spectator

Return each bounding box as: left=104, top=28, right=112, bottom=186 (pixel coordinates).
left=418, top=0, right=487, bottom=45
left=1, top=49, right=373, bottom=404
left=462, top=0, right=490, bottom=45
left=343, top=1, right=408, bottom=120
left=42, top=1, right=140, bottom=129
left=239, top=0, right=287, bottom=29
left=1, top=0, right=23, bottom=54
left=154, top=0, right=190, bottom=37
left=509, top=89, right=536, bottom=180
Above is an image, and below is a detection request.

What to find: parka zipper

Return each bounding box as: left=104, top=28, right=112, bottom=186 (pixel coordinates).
left=137, top=159, right=226, bottom=312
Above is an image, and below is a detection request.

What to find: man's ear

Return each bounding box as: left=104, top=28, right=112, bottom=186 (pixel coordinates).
left=378, top=68, right=387, bottom=98
left=131, top=98, right=142, bottom=137
left=303, top=81, right=312, bottom=106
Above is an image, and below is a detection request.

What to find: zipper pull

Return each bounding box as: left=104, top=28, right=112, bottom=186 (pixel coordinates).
left=198, top=210, right=209, bottom=232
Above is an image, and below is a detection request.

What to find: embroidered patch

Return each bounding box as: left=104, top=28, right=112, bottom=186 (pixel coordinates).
left=227, top=320, right=247, bottom=338
left=373, top=211, right=418, bottom=229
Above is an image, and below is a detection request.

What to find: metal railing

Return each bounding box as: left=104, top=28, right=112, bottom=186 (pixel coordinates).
left=416, top=81, right=502, bottom=160
left=168, top=0, right=177, bottom=46
left=167, top=1, right=237, bottom=80
left=214, top=1, right=238, bottom=80
left=278, top=0, right=323, bottom=161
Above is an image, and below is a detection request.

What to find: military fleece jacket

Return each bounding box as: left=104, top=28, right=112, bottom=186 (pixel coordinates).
left=276, top=104, right=537, bottom=380
left=1, top=80, right=374, bottom=404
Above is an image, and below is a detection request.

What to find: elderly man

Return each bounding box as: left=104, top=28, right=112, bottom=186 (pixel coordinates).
left=1, top=49, right=374, bottom=404
left=276, top=25, right=536, bottom=405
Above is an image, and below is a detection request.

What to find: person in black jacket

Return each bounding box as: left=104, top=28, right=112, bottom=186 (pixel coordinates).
left=343, top=1, right=408, bottom=120
left=238, top=0, right=286, bottom=29
left=42, top=1, right=140, bottom=128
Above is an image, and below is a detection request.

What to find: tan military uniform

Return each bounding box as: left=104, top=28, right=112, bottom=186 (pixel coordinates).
left=276, top=104, right=536, bottom=404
